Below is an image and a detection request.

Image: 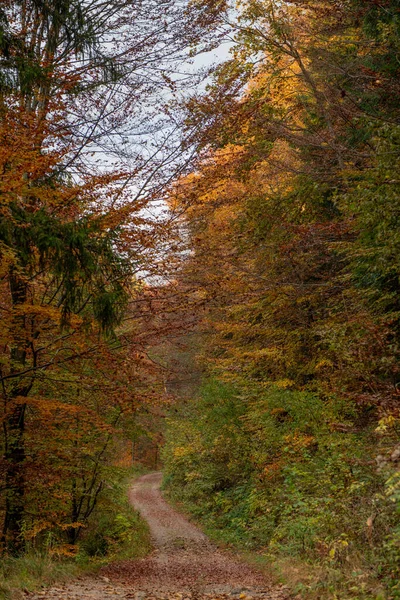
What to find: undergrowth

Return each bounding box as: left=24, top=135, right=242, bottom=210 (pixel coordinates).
left=163, top=380, right=400, bottom=600
left=0, top=467, right=151, bottom=600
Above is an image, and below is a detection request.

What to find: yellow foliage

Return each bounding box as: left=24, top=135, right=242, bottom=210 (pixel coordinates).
left=275, top=379, right=295, bottom=389
left=376, top=415, right=399, bottom=433
left=173, top=445, right=192, bottom=459
left=59, top=522, right=85, bottom=531
left=315, top=359, right=334, bottom=371
left=50, top=544, right=79, bottom=557
left=284, top=431, right=316, bottom=450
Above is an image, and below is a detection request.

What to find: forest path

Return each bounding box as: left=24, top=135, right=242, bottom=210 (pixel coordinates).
left=29, top=472, right=289, bottom=600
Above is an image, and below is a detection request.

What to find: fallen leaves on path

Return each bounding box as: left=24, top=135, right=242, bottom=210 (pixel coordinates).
left=28, top=473, right=290, bottom=600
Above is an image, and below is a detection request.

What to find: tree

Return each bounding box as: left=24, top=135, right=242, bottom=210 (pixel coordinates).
left=162, top=2, right=400, bottom=594
left=173, top=0, right=400, bottom=409
left=0, top=0, right=227, bottom=553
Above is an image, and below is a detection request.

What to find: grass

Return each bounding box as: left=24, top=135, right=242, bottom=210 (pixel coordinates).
left=0, top=552, right=83, bottom=600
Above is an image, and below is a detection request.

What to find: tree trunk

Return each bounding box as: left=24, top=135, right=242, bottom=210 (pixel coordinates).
left=3, top=401, right=26, bottom=554
left=2, top=270, right=30, bottom=554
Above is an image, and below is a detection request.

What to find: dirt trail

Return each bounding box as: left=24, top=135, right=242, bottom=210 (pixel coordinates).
left=29, top=472, right=289, bottom=600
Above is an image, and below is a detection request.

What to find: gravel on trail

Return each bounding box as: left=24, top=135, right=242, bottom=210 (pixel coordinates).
left=28, top=472, right=290, bottom=600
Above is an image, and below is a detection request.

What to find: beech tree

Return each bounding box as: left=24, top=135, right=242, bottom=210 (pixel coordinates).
left=0, top=0, right=227, bottom=553
left=163, top=1, right=400, bottom=595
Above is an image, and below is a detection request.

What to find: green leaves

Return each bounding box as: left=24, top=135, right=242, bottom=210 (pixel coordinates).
left=164, top=2, right=400, bottom=596
left=0, top=204, right=130, bottom=331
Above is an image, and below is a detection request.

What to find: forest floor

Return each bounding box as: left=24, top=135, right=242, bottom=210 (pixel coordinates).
left=28, top=472, right=290, bottom=600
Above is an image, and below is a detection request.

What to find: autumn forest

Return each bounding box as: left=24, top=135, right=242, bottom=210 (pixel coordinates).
left=0, top=1, right=400, bottom=599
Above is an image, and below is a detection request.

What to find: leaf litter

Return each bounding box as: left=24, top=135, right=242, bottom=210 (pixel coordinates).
left=28, top=473, right=290, bottom=600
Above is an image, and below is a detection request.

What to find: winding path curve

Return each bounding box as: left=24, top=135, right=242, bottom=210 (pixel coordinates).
left=30, top=472, right=289, bottom=600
